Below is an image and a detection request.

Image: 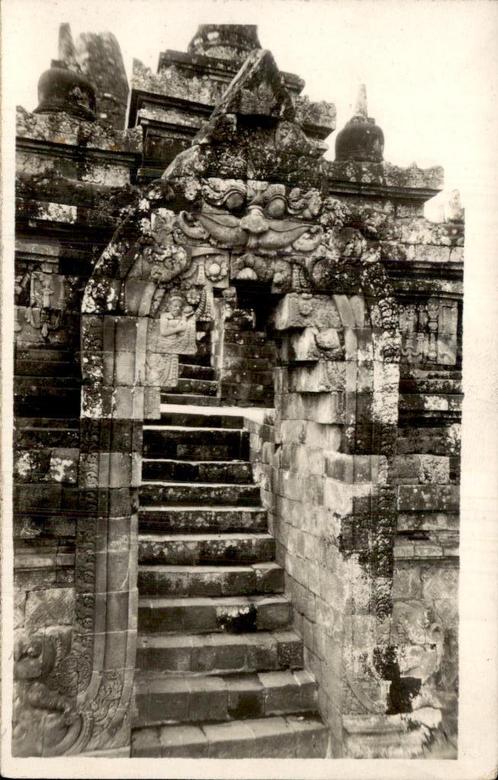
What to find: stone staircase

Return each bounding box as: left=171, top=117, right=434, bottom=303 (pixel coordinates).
left=131, top=352, right=329, bottom=757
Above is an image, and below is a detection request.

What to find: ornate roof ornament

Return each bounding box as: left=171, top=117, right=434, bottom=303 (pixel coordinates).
left=164, top=48, right=325, bottom=187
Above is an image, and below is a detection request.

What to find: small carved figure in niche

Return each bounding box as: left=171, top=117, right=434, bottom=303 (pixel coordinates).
left=157, top=294, right=197, bottom=387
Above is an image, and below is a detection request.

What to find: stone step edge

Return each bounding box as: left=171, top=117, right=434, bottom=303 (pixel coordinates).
left=159, top=403, right=273, bottom=418
left=138, top=593, right=292, bottom=635
left=139, top=532, right=273, bottom=541
left=138, top=593, right=290, bottom=608
left=140, top=481, right=256, bottom=488
left=131, top=714, right=329, bottom=757
left=139, top=506, right=266, bottom=513
left=142, top=458, right=249, bottom=465
left=133, top=670, right=319, bottom=728
left=136, top=627, right=301, bottom=650
left=143, top=424, right=245, bottom=432
left=135, top=668, right=316, bottom=691
left=160, top=394, right=221, bottom=405
left=14, top=425, right=80, bottom=432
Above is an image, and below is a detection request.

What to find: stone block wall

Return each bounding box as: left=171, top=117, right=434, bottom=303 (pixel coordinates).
left=243, top=168, right=463, bottom=757
left=245, top=398, right=349, bottom=755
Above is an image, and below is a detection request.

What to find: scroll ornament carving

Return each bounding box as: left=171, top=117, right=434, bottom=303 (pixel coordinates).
left=12, top=631, right=82, bottom=757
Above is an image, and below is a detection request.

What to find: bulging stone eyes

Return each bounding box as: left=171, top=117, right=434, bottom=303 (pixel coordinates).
left=265, top=197, right=286, bottom=218
left=225, top=192, right=245, bottom=211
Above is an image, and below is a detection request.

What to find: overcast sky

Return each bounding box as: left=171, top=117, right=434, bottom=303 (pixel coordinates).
left=3, top=0, right=498, bottom=200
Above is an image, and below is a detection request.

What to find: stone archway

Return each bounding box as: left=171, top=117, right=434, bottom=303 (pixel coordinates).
left=13, top=46, right=404, bottom=757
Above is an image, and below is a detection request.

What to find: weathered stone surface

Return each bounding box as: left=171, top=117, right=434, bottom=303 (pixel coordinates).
left=16, top=106, right=141, bottom=151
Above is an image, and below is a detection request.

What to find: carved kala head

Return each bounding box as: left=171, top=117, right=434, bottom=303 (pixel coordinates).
left=176, top=179, right=326, bottom=257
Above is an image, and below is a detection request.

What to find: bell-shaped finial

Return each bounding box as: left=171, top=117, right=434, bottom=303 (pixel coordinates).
left=34, top=23, right=96, bottom=121
left=335, top=83, right=384, bottom=163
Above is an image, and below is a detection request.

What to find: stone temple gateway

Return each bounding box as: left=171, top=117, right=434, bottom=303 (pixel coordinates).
left=12, top=23, right=463, bottom=759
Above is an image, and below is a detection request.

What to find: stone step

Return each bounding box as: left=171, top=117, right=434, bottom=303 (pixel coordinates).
left=142, top=426, right=249, bottom=460
left=178, top=351, right=211, bottom=366
left=138, top=532, right=275, bottom=566
left=224, top=356, right=275, bottom=372
left=176, top=377, right=218, bottom=396
left=14, top=426, right=80, bottom=449
left=15, top=417, right=79, bottom=429
left=138, top=506, right=268, bottom=534
left=222, top=346, right=276, bottom=362
left=139, top=482, right=261, bottom=507
left=226, top=369, right=274, bottom=386
left=15, top=375, right=81, bottom=391
left=179, top=363, right=216, bottom=381
left=160, top=393, right=222, bottom=407
left=224, top=331, right=273, bottom=348
left=157, top=411, right=244, bottom=429
left=138, top=594, right=292, bottom=635
left=136, top=629, right=303, bottom=675
left=132, top=713, right=329, bottom=757
left=220, top=384, right=274, bottom=406
left=15, top=360, right=80, bottom=377
left=138, top=562, right=284, bottom=597
left=399, top=377, right=463, bottom=394
left=14, top=386, right=81, bottom=418
left=142, top=458, right=253, bottom=484
left=134, top=669, right=318, bottom=729
left=16, top=348, right=80, bottom=363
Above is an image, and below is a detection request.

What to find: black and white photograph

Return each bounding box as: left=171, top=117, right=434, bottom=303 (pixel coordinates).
left=1, top=1, right=497, bottom=777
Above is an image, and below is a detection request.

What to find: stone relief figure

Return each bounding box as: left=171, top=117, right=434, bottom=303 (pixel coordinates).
left=159, top=293, right=197, bottom=385
left=147, top=293, right=198, bottom=388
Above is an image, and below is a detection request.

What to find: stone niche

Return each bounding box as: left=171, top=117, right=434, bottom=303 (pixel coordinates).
left=12, top=24, right=463, bottom=760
